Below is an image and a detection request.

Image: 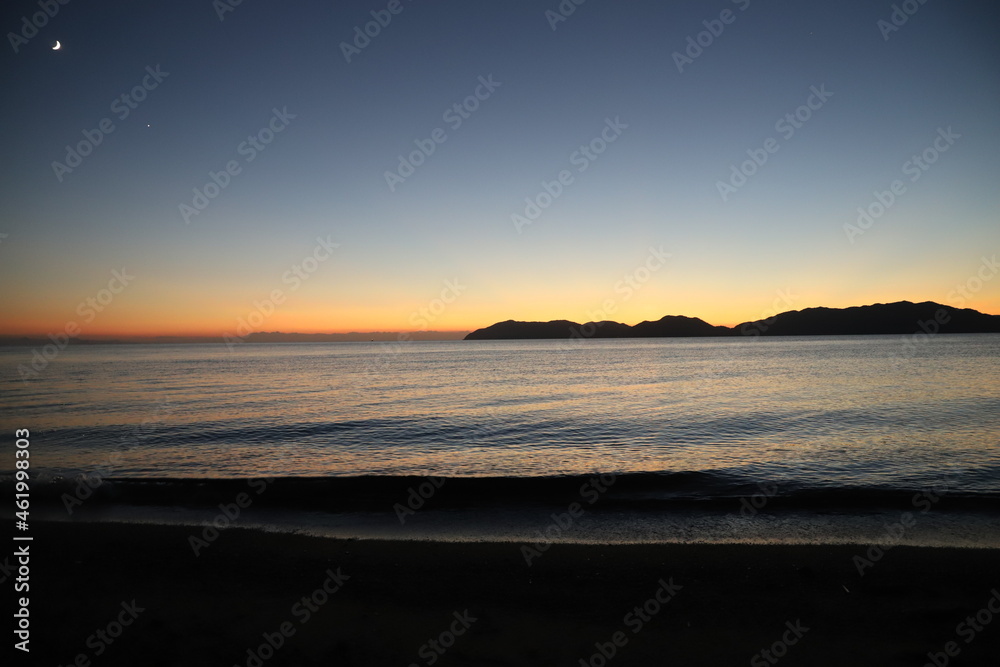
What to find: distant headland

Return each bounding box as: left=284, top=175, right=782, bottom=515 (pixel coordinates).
left=464, top=301, right=1000, bottom=340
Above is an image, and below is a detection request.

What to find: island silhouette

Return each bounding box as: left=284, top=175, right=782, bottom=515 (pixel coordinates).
left=464, top=301, right=1000, bottom=339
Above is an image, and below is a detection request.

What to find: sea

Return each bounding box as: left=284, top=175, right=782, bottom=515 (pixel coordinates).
left=2, top=335, right=999, bottom=546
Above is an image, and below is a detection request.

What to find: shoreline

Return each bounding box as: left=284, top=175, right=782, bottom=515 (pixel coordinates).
left=28, top=520, right=1000, bottom=666
left=25, top=505, right=1000, bottom=549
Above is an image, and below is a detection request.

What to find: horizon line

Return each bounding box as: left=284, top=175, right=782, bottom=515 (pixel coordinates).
left=3, top=299, right=997, bottom=343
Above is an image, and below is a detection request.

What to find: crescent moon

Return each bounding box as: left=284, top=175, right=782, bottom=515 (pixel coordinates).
left=52, top=41, right=61, bottom=50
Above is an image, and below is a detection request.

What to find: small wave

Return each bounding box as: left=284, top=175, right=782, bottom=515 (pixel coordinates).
left=8, top=471, right=1000, bottom=513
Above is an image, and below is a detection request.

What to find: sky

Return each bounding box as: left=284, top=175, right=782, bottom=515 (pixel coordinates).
left=1, top=0, right=998, bottom=338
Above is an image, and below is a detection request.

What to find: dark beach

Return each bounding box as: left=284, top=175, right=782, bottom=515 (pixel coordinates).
left=27, top=521, right=1000, bottom=666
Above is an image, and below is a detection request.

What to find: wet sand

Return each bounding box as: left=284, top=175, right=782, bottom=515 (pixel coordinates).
left=28, top=521, right=1000, bottom=666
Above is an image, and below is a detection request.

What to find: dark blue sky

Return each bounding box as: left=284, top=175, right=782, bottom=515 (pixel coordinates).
left=2, top=0, right=998, bottom=335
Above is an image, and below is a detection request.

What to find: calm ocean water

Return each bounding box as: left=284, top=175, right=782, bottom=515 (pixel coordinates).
left=1, top=335, right=998, bottom=498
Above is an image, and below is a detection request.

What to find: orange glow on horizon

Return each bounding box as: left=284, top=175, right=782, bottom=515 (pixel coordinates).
left=4, top=293, right=998, bottom=340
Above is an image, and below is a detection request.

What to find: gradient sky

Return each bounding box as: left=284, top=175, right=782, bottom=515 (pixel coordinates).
left=2, top=0, right=998, bottom=338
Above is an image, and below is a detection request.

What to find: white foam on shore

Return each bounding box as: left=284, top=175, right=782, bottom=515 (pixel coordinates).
left=21, top=503, right=1000, bottom=548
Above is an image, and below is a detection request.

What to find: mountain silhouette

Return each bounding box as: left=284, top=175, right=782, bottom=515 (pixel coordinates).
left=464, top=301, right=1000, bottom=339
